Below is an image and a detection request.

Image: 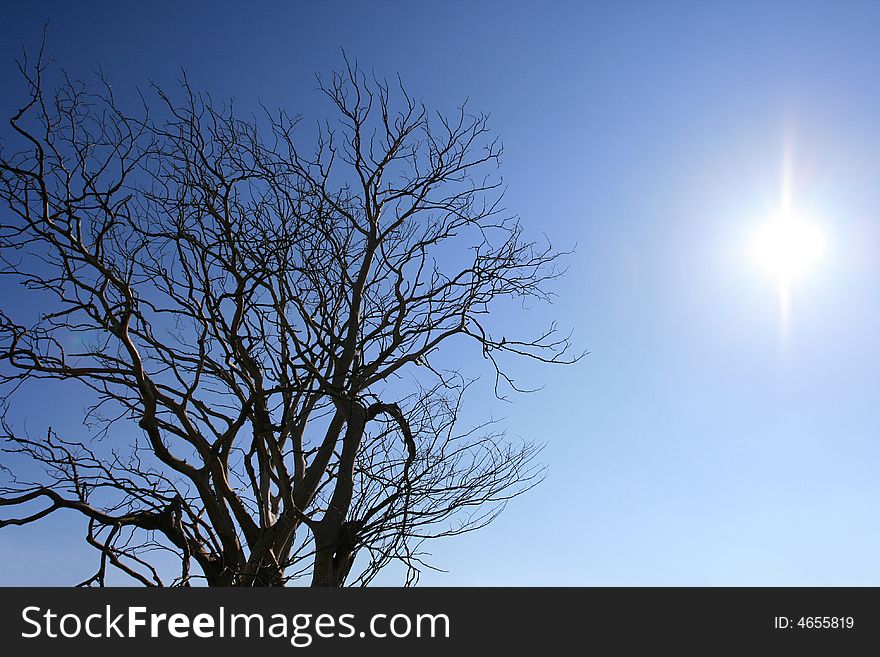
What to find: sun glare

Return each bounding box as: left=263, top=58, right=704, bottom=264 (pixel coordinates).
left=752, top=215, right=826, bottom=282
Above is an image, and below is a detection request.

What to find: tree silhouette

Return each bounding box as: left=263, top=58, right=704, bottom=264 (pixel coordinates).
left=0, top=49, right=578, bottom=586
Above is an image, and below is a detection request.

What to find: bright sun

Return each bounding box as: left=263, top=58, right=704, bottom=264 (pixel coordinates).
left=752, top=214, right=826, bottom=282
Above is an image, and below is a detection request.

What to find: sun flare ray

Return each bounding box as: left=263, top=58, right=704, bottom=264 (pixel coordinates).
left=751, top=140, right=826, bottom=339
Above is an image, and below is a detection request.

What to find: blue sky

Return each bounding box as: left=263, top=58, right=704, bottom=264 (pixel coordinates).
left=3, top=0, right=880, bottom=585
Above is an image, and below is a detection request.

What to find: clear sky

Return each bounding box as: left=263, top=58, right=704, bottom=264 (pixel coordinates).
left=3, top=0, right=880, bottom=585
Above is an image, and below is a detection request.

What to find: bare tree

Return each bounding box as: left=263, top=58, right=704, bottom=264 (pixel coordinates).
left=0, top=49, right=578, bottom=587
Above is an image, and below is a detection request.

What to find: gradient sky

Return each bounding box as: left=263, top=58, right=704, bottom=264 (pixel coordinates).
left=3, top=0, right=880, bottom=585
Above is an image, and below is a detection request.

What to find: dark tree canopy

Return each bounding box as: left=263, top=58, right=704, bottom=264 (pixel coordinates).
left=0, top=49, right=578, bottom=586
